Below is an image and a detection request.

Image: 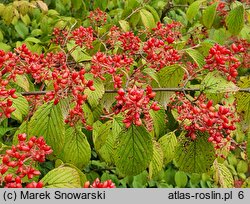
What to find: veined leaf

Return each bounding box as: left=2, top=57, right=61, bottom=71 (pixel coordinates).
left=29, top=102, right=65, bottom=156
left=140, top=8, right=156, bottom=30
left=67, top=41, right=92, bottom=62
left=202, top=2, right=218, bottom=29
left=119, top=20, right=130, bottom=32
left=149, top=141, right=164, bottom=179
left=84, top=74, right=105, bottom=108
left=41, top=166, right=81, bottom=188
left=158, top=132, right=178, bottom=165
left=114, top=125, right=153, bottom=176
left=175, top=131, right=216, bottom=173
left=236, top=76, right=250, bottom=130
left=201, top=71, right=239, bottom=93
left=152, top=65, right=184, bottom=107
left=93, top=121, right=116, bottom=164
left=186, top=0, right=205, bottom=22
left=186, top=48, right=205, bottom=68
left=11, top=93, right=29, bottom=122
left=149, top=108, right=166, bottom=139
left=59, top=126, right=91, bottom=170
left=212, top=160, right=234, bottom=188
left=226, top=5, right=244, bottom=35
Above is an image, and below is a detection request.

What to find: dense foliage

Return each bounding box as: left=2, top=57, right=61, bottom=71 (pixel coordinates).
left=0, top=0, right=250, bottom=188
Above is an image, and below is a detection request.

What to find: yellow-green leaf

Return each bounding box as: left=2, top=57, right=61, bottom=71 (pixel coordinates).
left=114, top=125, right=153, bottom=176
left=202, top=2, right=218, bottom=29
left=59, top=126, right=91, bottom=170
left=158, top=132, right=178, bottom=165
left=226, top=5, right=244, bottom=35
left=213, top=160, right=234, bottom=188
left=41, top=166, right=81, bottom=188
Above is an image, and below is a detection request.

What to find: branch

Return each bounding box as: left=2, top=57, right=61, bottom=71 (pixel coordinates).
left=20, top=87, right=250, bottom=96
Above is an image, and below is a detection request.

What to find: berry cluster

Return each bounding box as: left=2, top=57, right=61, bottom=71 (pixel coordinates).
left=0, top=133, right=52, bottom=188
left=118, top=31, right=141, bottom=55
left=71, top=26, right=95, bottom=49
left=143, top=38, right=180, bottom=71
left=51, top=27, right=69, bottom=46
left=88, top=8, right=107, bottom=26
left=151, top=22, right=182, bottom=43
left=83, top=178, right=115, bottom=188
left=114, top=86, right=160, bottom=129
left=170, top=93, right=238, bottom=149
left=231, top=40, right=250, bottom=69
left=204, top=44, right=241, bottom=82
left=91, top=52, right=133, bottom=88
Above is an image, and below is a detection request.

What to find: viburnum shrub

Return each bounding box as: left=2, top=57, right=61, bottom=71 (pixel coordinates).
left=0, top=0, right=249, bottom=188
left=0, top=133, right=52, bottom=188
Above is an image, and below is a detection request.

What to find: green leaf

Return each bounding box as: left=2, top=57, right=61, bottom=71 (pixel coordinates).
left=202, top=2, right=218, bottom=29
left=186, top=0, right=205, bottom=22
left=153, top=65, right=184, bottom=107
left=59, top=126, right=91, bottom=170
left=119, top=20, right=130, bottom=32
left=175, top=171, right=188, bottom=187
left=84, top=75, right=105, bottom=108
left=41, top=166, right=81, bottom=188
left=29, top=102, right=65, bottom=156
left=132, top=171, right=148, bottom=188
left=186, top=48, right=205, bottom=68
left=209, top=28, right=231, bottom=45
left=149, top=108, right=166, bottom=138
left=212, top=160, right=234, bottom=188
left=140, top=8, right=156, bottom=30
left=11, top=93, right=29, bottom=122
left=236, top=76, right=250, bottom=128
left=0, top=42, right=11, bottom=51
left=226, top=5, right=244, bottom=35
left=15, top=75, right=30, bottom=91
left=175, top=131, right=216, bottom=173
left=14, top=21, right=29, bottom=39
left=149, top=141, right=164, bottom=179
left=142, top=68, right=160, bottom=87
left=67, top=41, right=92, bottom=62
left=114, top=125, right=153, bottom=176
left=25, top=37, right=41, bottom=44
left=93, top=121, right=116, bottom=164
left=237, top=160, right=248, bottom=173
left=158, top=132, right=178, bottom=165
left=144, top=5, right=160, bottom=23
left=201, top=71, right=239, bottom=93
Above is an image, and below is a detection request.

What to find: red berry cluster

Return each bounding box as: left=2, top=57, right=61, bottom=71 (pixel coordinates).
left=88, top=8, right=107, bottom=26
left=118, top=32, right=141, bottom=55
left=71, top=26, right=95, bottom=49
left=106, top=26, right=121, bottom=48
left=170, top=93, right=238, bottom=149
left=51, top=27, right=69, bottom=46
left=151, top=22, right=182, bottom=43
left=91, top=52, right=133, bottom=88
left=143, top=38, right=180, bottom=71
left=204, top=44, right=241, bottom=82
left=1, top=44, right=97, bottom=127
left=0, top=133, right=52, bottom=188
left=231, top=40, right=250, bottom=69
left=83, top=178, right=116, bottom=188
left=114, top=86, right=160, bottom=129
